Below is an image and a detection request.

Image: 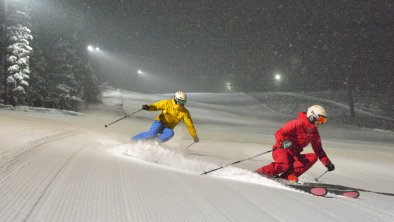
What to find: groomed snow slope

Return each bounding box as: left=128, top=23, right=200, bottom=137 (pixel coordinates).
left=0, top=90, right=393, bottom=222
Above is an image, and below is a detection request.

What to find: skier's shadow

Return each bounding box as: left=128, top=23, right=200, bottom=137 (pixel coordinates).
left=307, top=182, right=394, bottom=197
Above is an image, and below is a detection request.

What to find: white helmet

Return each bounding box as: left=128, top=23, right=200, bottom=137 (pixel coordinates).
left=174, top=91, right=187, bottom=105
left=307, top=105, right=327, bottom=125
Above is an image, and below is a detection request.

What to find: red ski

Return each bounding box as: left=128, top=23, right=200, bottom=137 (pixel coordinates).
left=286, top=183, right=328, bottom=196
left=301, top=182, right=360, bottom=198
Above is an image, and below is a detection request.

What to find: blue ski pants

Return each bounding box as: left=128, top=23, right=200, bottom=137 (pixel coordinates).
left=132, top=120, right=174, bottom=143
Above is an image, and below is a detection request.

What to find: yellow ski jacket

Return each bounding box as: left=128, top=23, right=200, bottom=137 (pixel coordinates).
left=147, top=99, right=197, bottom=138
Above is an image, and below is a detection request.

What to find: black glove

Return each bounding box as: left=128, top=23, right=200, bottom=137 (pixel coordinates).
left=282, top=140, right=292, bottom=149
left=326, top=162, right=335, bottom=172
left=141, top=104, right=150, bottom=110
left=194, top=137, right=199, bottom=143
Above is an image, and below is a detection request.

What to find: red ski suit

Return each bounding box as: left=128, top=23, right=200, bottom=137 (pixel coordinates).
left=256, top=112, right=331, bottom=177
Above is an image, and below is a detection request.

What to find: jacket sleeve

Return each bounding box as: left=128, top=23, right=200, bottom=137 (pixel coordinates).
left=183, top=111, right=197, bottom=138
left=311, top=131, right=331, bottom=166
left=273, top=120, right=298, bottom=148
left=148, top=100, right=168, bottom=111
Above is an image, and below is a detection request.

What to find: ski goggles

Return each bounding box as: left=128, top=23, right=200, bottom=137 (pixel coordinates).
left=176, top=98, right=186, bottom=106
left=316, top=115, right=327, bottom=125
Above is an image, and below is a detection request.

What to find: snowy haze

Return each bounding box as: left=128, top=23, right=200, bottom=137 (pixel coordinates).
left=0, top=89, right=393, bottom=222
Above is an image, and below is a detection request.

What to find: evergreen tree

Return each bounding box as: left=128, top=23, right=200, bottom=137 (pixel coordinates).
left=5, top=8, right=33, bottom=105
left=0, top=1, right=5, bottom=104
left=81, top=64, right=101, bottom=105
left=28, top=43, right=50, bottom=107
left=29, top=1, right=102, bottom=111
left=49, top=33, right=83, bottom=111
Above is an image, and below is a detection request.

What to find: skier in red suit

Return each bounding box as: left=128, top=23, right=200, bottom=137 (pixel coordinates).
left=256, top=105, right=335, bottom=182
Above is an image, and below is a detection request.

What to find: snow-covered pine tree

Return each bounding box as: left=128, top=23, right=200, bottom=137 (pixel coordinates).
left=80, top=64, right=102, bottom=106
left=5, top=8, right=33, bottom=105
left=28, top=1, right=101, bottom=111
left=28, top=43, right=49, bottom=107
left=0, top=2, right=5, bottom=104
left=49, top=33, right=84, bottom=111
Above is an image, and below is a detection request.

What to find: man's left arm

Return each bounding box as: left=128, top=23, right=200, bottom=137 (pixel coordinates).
left=183, top=111, right=198, bottom=141
left=311, top=131, right=332, bottom=167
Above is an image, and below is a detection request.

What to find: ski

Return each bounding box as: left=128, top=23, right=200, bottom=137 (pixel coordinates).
left=285, top=183, right=328, bottom=196
left=301, top=182, right=360, bottom=198
left=259, top=174, right=359, bottom=198
left=327, top=189, right=360, bottom=198
left=269, top=178, right=329, bottom=197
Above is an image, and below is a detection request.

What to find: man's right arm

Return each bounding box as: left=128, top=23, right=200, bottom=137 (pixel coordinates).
left=144, top=100, right=168, bottom=111
left=274, top=120, right=298, bottom=148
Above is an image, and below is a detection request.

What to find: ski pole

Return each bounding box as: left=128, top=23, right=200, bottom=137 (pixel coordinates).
left=201, top=148, right=279, bottom=175
left=314, top=170, right=329, bottom=182
left=184, top=142, right=195, bottom=151
left=104, top=109, right=142, bottom=128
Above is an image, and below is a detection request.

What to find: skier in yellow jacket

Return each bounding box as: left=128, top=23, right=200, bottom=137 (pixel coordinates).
left=132, top=91, right=199, bottom=143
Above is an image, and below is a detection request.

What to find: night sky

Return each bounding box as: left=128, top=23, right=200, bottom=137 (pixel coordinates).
left=35, top=1, right=394, bottom=93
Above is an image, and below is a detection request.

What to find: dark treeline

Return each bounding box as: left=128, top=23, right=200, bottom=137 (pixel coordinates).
left=0, top=0, right=101, bottom=111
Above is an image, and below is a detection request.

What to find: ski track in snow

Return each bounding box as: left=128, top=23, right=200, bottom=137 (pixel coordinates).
left=0, top=130, right=76, bottom=171
left=0, top=134, right=89, bottom=221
